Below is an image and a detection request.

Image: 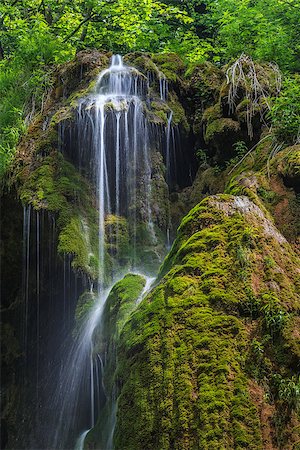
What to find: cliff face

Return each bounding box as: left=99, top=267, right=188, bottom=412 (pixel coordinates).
left=1, top=50, right=299, bottom=449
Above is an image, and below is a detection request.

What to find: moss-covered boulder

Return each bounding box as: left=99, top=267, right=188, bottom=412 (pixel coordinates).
left=97, top=273, right=146, bottom=356
left=84, top=273, right=146, bottom=449
left=186, top=62, right=225, bottom=137
left=114, top=195, right=300, bottom=450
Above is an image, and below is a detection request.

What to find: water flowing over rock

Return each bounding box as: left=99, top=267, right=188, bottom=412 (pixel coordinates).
left=47, top=55, right=179, bottom=449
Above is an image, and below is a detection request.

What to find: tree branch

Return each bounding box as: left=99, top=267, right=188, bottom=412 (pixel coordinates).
left=63, top=14, right=96, bottom=43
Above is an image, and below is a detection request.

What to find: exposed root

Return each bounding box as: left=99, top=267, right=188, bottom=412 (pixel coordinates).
left=226, top=54, right=281, bottom=139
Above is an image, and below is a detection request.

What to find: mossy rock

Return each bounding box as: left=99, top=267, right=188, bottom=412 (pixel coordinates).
left=205, top=118, right=240, bottom=144
left=204, top=118, right=241, bottom=161
left=273, top=145, right=300, bottom=192
left=202, top=103, right=222, bottom=123
left=53, top=50, right=110, bottom=100
left=105, top=214, right=131, bottom=268
left=223, top=137, right=300, bottom=244
left=167, top=91, right=189, bottom=131
left=133, top=222, right=167, bottom=274
left=123, top=52, right=157, bottom=74
left=73, top=290, right=97, bottom=336
left=103, top=273, right=146, bottom=343
left=85, top=274, right=146, bottom=449
left=58, top=216, right=99, bottom=280
left=149, top=151, right=169, bottom=230
left=113, top=194, right=300, bottom=449
left=152, top=53, right=186, bottom=83
left=17, top=150, right=100, bottom=280
left=148, top=100, right=170, bottom=125
left=187, top=61, right=224, bottom=106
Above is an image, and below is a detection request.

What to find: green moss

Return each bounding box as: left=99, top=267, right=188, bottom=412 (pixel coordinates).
left=205, top=118, right=240, bottom=144
left=273, top=145, right=300, bottom=188
left=18, top=152, right=100, bottom=279
left=202, top=103, right=222, bottom=122
left=152, top=53, right=186, bottom=83
left=84, top=274, right=146, bottom=449
left=167, top=92, right=189, bottom=130
left=149, top=101, right=169, bottom=125
left=221, top=138, right=300, bottom=242
left=111, top=194, right=300, bottom=449
left=132, top=222, right=166, bottom=274
left=186, top=61, right=224, bottom=102
left=58, top=216, right=99, bottom=279
left=105, top=214, right=130, bottom=267
left=225, top=176, right=272, bottom=220
left=282, top=316, right=300, bottom=363
left=124, top=53, right=157, bottom=73
left=73, top=290, right=97, bottom=336
left=103, top=273, right=146, bottom=341
left=50, top=106, right=75, bottom=126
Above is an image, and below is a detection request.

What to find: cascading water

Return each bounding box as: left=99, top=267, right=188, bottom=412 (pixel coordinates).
left=46, top=55, right=177, bottom=449
left=76, top=54, right=153, bottom=272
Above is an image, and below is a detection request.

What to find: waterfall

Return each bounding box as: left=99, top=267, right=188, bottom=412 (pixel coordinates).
left=13, top=54, right=182, bottom=450
left=75, top=54, right=155, bottom=281
left=43, top=55, right=177, bottom=449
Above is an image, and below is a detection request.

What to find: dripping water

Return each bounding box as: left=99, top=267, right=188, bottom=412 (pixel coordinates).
left=159, top=74, right=168, bottom=101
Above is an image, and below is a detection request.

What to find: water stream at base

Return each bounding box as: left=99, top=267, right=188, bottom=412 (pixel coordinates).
left=75, top=274, right=154, bottom=450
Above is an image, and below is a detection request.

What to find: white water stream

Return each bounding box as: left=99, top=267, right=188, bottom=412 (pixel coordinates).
left=48, top=55, right=172, bottom=449
left=75, top=273, right=154, bottom=450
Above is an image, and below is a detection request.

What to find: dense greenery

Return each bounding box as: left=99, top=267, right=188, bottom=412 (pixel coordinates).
left=1, top=0, right=300, bottom=174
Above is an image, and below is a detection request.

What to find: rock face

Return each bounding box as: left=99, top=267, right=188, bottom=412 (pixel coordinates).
left=113, top=195, right=300, bottom=449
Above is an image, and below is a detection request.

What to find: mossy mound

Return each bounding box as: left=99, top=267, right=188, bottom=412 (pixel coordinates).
left=84, top=274, right=146, bottom=449
left=186, top=62, right=224, bottom=136
left=113, top=195, right=300, bottom=449
left=205, top=118, right=240, bottom=149
left=123, top=52, right=189, bottom=131
left=186, top=61, right=224, bottom=106
left=124, top=52, right=186, bottom=86
left=53, top=50, right=110, bottom=101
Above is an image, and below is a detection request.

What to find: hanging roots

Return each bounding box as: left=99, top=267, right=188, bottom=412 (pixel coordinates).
left=226, top=54, right=282, bottom=139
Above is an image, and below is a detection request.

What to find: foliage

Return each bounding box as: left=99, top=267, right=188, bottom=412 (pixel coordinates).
left=206, top=0, right=300, bottom=71
left=273, top=374, right=300, bottom=412
left=259, top=293, right=289, bottom=337
left=226, top=141, right=248, bottom=168
left=269, top=75, right=300, bottom=145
